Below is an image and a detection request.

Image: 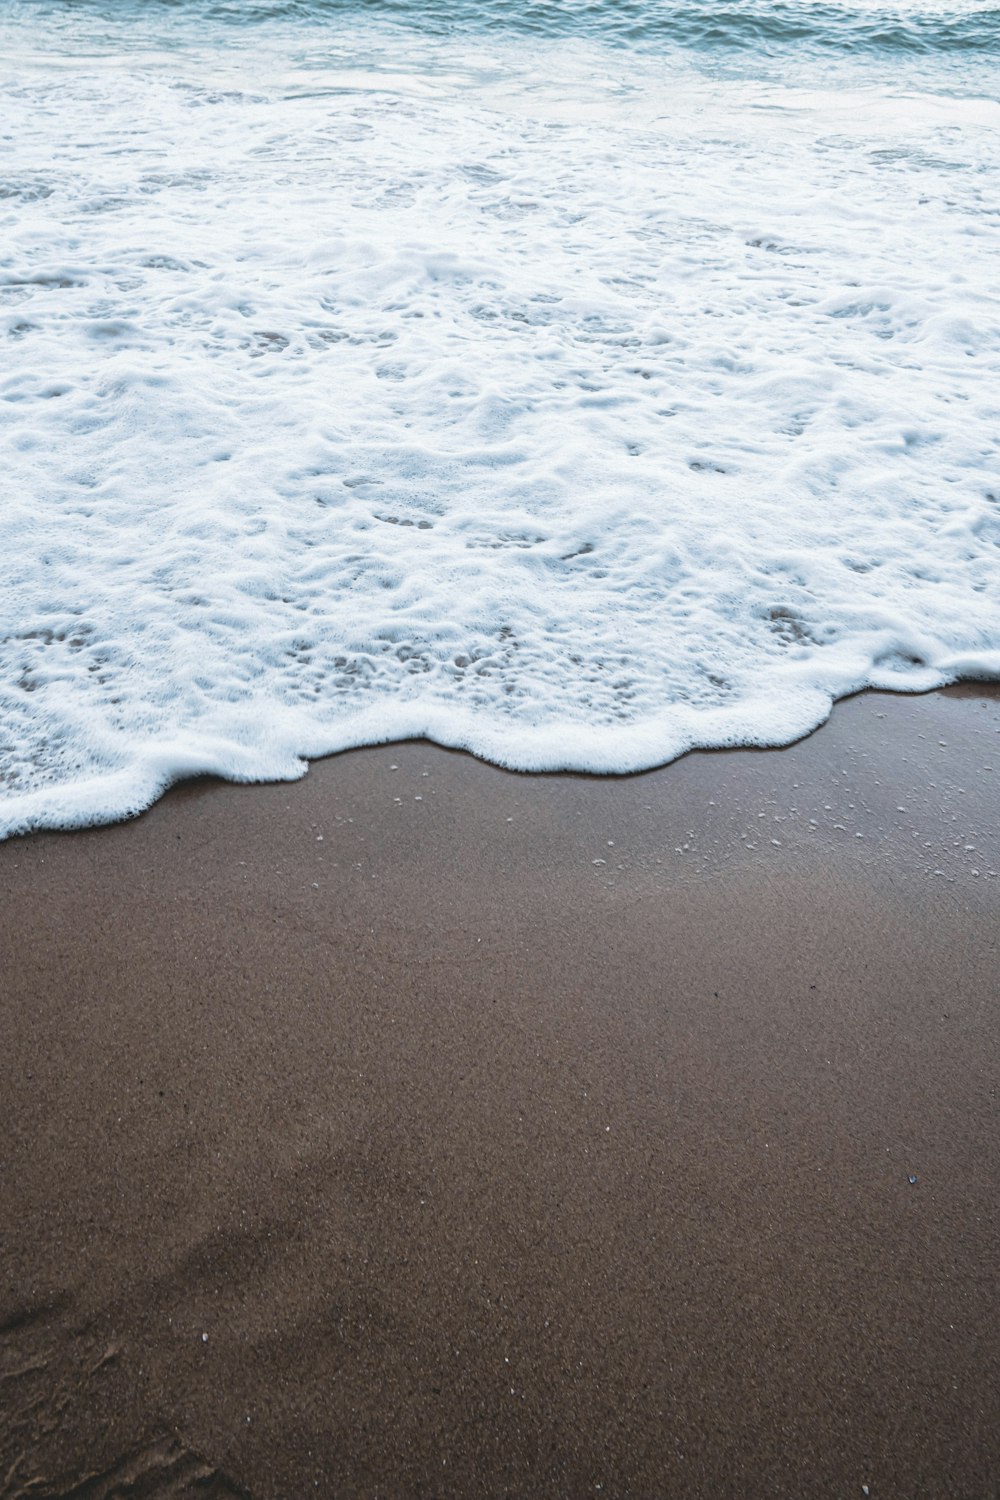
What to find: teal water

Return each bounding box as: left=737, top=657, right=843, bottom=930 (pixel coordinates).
left=210, top=0, right=1000, bottom=54
left=8, top=0, right=1000, bottom=53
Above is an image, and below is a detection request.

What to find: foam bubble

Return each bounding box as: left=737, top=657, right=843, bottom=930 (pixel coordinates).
left=2, top=9, right=1000, bottom=837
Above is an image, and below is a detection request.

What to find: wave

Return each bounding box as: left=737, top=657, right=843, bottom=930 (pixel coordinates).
left=2, top=0, right=1000, bottom=837
left=11, top=0, right=1000, bottom=56
left=195, top=0, right=1000, bottom=56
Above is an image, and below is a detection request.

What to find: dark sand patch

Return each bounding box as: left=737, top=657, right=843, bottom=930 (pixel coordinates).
left=1, top=687, right=998, bottom=1498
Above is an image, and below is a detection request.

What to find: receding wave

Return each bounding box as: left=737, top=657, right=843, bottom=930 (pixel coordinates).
left=2, top=0, right=999, bottom=837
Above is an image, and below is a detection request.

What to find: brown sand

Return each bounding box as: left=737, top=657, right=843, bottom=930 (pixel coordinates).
left=1, top=686, right=998, bottom=1499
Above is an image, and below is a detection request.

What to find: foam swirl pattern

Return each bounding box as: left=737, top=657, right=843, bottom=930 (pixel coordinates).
left=2, top=1, right=999, bottom=834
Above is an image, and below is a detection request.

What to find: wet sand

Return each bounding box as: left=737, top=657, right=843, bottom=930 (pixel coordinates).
left=1, top=686, right=998, bottom=1499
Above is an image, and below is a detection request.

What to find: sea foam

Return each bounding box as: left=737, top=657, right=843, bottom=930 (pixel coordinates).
left=2, top=4, right=999, bottom=836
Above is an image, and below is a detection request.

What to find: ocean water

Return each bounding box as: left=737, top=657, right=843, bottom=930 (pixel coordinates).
left=1, top=0, right=999, bottom=836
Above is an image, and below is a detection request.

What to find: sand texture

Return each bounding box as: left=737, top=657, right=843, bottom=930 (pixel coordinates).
left=1, top=687, right=998, bottom=1498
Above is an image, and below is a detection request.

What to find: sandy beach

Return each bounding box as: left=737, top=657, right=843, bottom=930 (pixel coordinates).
left=1, top=684, right=998, bottom=1499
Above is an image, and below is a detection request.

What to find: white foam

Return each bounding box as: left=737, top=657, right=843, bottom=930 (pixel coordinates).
left=2, top=13, right=1000, bottom=836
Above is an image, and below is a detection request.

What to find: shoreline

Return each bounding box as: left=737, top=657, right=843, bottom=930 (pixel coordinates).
left=4, top=677, right=1000, bottom=845
left=2, top=684, right=998, bottom=1498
